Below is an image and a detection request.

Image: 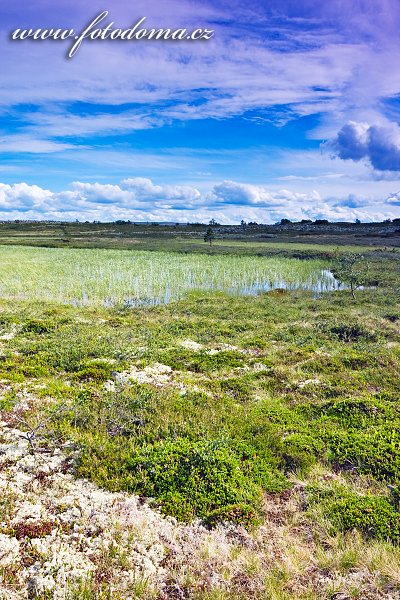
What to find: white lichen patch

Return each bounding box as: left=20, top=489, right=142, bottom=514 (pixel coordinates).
left=179, top=340, right=264, bottom=361
left=0, top=534, right=20, bottom=568
left=0, top=423, right=264, bottom=598
left=87, top=357, right=117, bottom=365
left=206, top=343, right=264, bottom=358
left=297, top=378, right=322, bottom=389
left=104, top=363, right=184, bottom=391
left=180, top=339, right=204, bottom=351
left=252, top=362, right=268, bottom=372
left=205, top=343, right=240, bottom=355
left=0, top=325, right=18, bottom=341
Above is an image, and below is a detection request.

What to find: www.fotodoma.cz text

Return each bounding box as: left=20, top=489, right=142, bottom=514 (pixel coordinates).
left=10, top=11, right=215, bottom=58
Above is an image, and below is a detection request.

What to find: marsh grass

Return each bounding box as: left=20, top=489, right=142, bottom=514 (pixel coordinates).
left=0, top=246, right=341, bottom=307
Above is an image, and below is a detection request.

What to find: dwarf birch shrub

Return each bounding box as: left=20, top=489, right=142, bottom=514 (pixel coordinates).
left=126, top=437, right=262, bottom=524
left=309, top=486, right=400, bottom=544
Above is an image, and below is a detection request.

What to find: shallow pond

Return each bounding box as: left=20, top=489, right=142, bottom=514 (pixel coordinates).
left=0, top=246, right=345, bottom=307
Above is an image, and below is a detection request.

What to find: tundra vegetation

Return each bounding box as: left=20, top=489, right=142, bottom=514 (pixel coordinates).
left=0, top=222, right=399, bottom=599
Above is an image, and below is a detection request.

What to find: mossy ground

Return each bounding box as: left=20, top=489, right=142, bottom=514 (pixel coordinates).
left=0, top=241, right=399, bottom=598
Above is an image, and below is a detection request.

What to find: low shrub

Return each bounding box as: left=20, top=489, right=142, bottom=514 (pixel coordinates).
left=324, top=321, right=378, bottom=343
left=21, top=319, right=56, bottom=334
left=218, top=377, right=253, bottom=402
left=327, top=493, right=400, bottom=544
left=384, top=312, right=400, bottom=322
left=318, top=398, right=391, bottom=428
left=279, top=433, right=322, bottom=473
left=327, top=429, right=400, bottom=482
left=126, top=437, right=262, bottom=523
left=74, top=361, right=115, bottom=382
left=203, top=503, right=258, bottom=529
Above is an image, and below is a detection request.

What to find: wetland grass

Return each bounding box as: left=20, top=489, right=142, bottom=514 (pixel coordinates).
left=0, top=245, right=342, bottom=307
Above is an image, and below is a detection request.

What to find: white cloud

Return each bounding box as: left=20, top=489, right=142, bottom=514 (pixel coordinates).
left=0, top=136, right=75, bottom=154
left=0, top=183, right=53, bottom=211
left=121, top=178, right=202, bottom=204
left=211, top=180, right=321, bottom=208
left=25, top=112, right=157, bottom=137
left=0, top=177, right=397, bottom=223
left=278, top=173, right=345, bottom=181
left=326, top=121, right=400, bottom=171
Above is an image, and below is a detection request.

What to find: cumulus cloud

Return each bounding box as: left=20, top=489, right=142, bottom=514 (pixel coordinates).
left=211, top=180, right=321, bottom=208
left=69, top=182, right=137, bottom=206
left=53, top=179, right=203, bottom=211
left=0, top=177, right=397, bottom=223
left=0, top=183, right=53, bottom=212
left=327, top=121, right=400, bottom=171
left=121, top=178, right=202, bottom=205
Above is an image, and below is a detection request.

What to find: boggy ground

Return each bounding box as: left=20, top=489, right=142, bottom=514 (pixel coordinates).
left=0, top=220, right=399, bottom=256
left=0, top=258, right=399, bottom=598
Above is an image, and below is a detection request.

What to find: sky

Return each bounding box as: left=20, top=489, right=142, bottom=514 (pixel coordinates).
left=1, top=0, right=400, bottom=223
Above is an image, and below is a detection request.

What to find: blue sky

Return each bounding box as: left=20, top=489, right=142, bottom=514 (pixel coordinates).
left=1, top=0, right=400, bottom=222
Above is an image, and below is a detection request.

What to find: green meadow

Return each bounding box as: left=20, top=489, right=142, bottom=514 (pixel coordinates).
left=0, top=233, right=399, bottom=599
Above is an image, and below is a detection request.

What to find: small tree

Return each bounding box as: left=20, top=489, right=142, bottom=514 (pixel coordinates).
left=204, top=227, right=215, bottom=247
left=333, top=252, right=370, bottom=300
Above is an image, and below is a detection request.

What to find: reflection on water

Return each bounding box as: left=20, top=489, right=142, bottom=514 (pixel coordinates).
left=234, top=269, right=346, bottom=296
left=118, top=269, right=345, bottom=308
